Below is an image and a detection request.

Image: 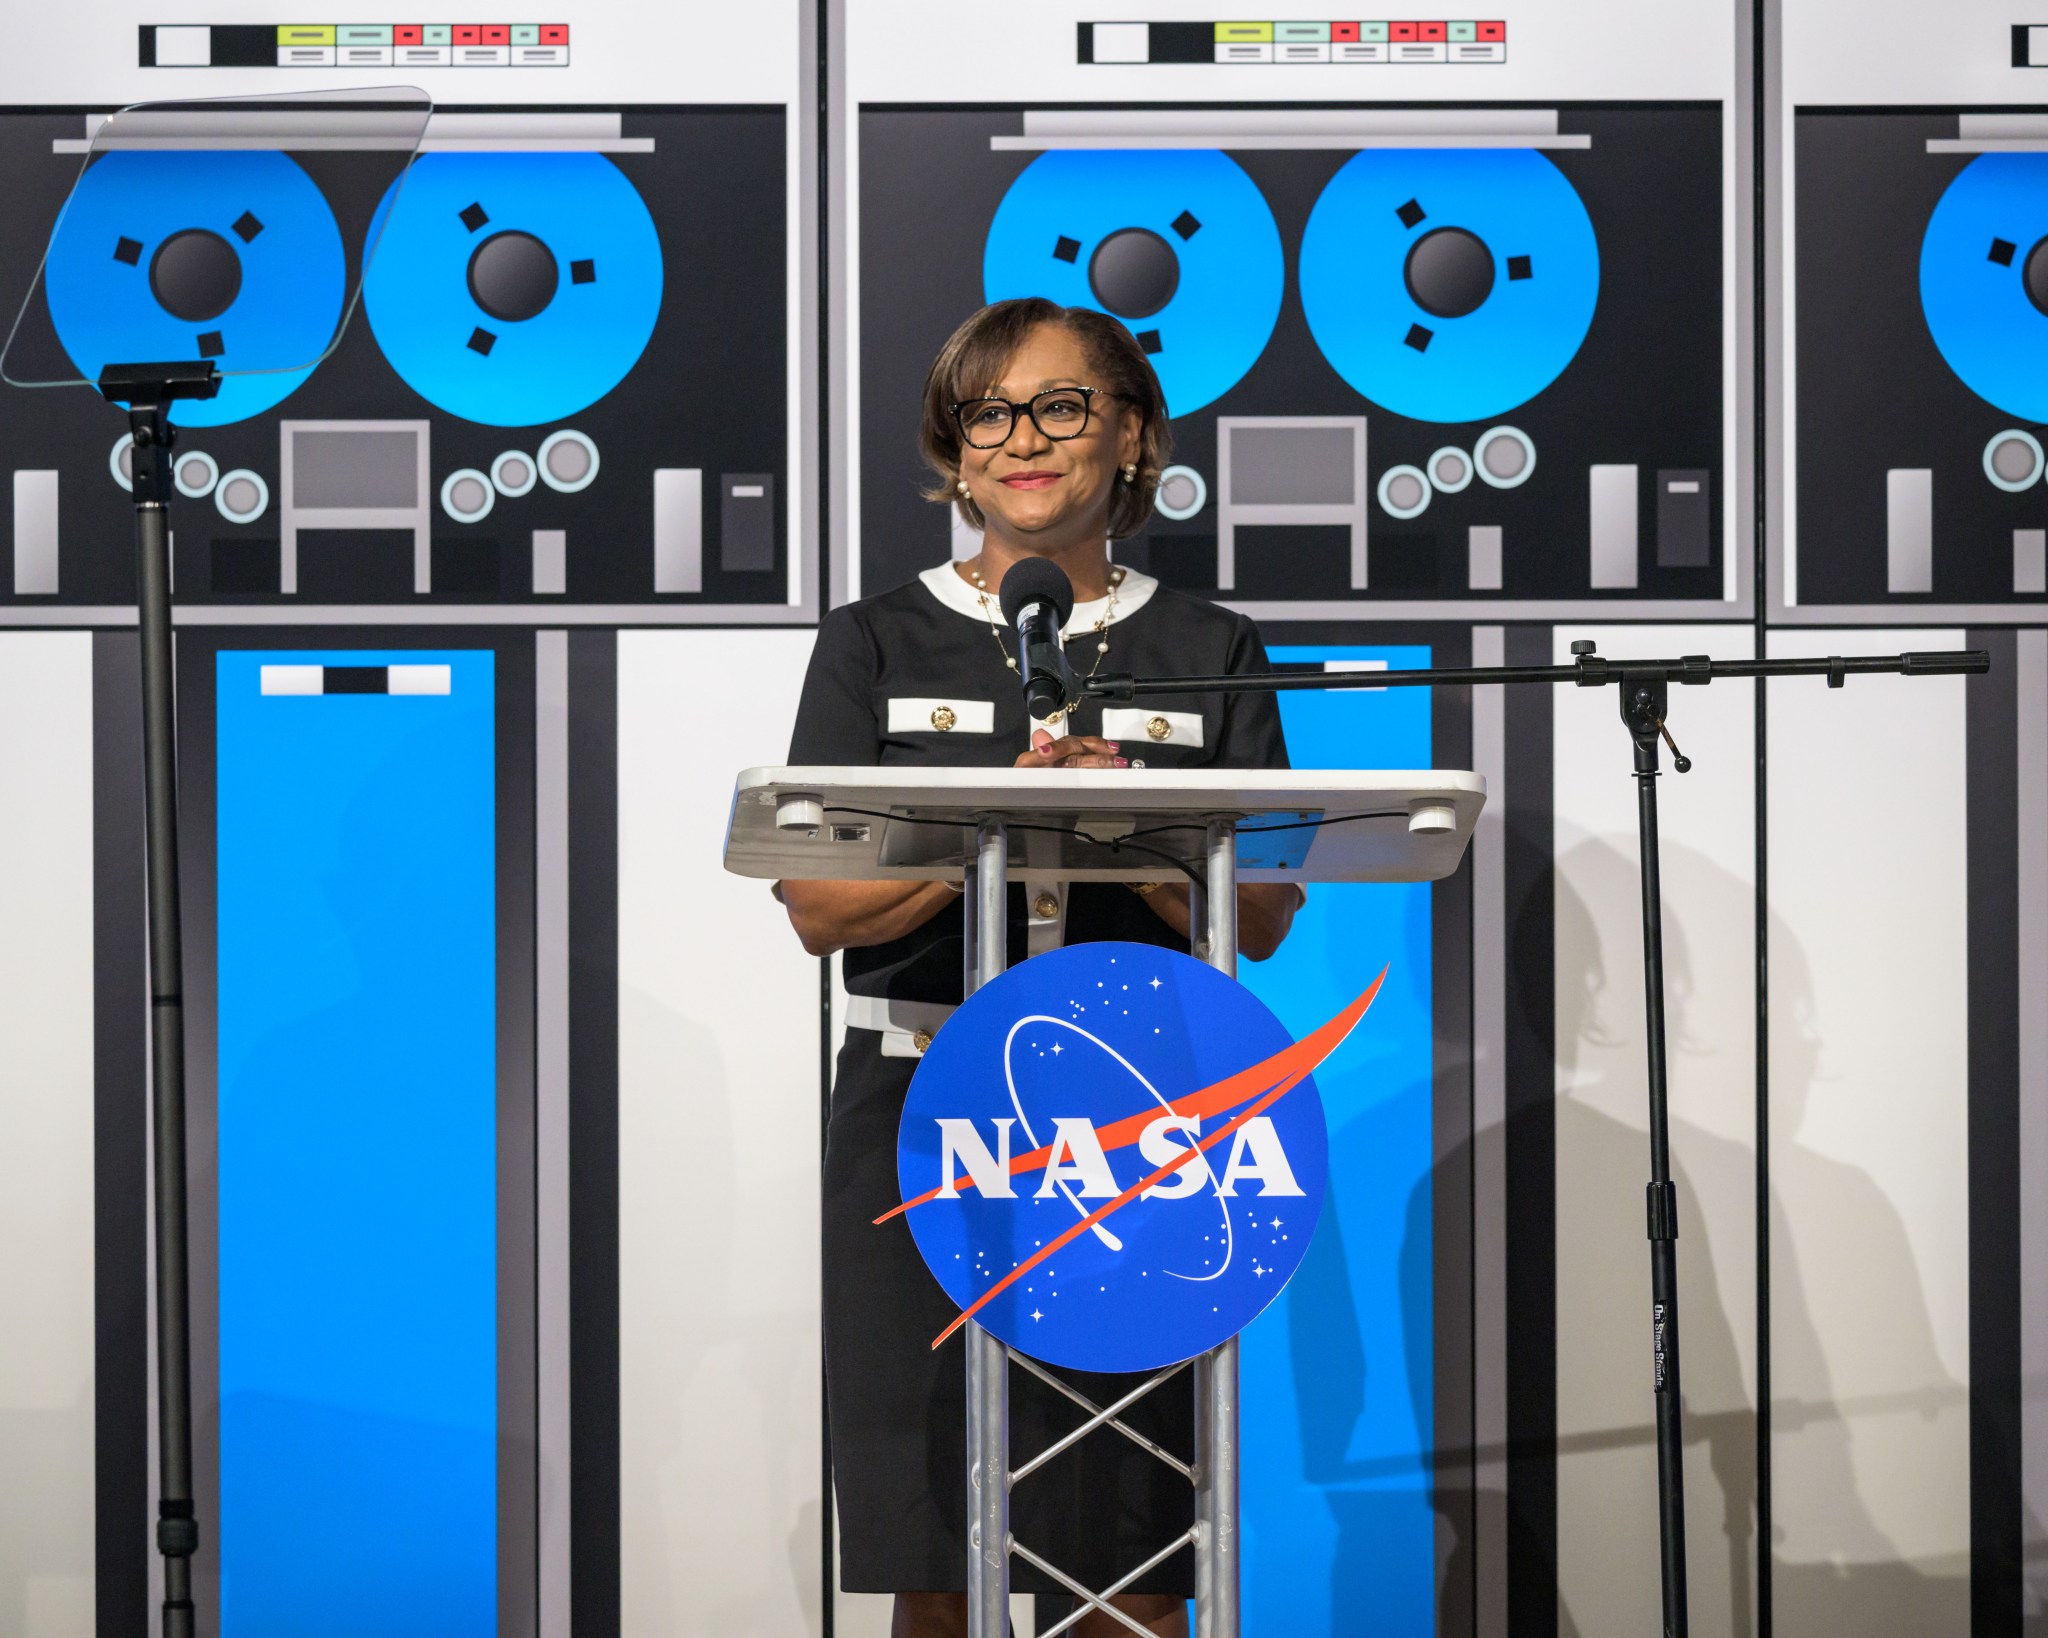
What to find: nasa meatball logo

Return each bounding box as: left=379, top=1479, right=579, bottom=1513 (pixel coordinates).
left=889, top=943, right=1382, bottom=1372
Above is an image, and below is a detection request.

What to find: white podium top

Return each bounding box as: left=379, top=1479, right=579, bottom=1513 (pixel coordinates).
left=723, top=766, right=1485, bottom=884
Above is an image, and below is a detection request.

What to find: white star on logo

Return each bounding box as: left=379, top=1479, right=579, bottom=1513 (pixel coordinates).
left=1050, top=1042, right=1062, bottom=1055
left=1253, top=1263, right=1266, bottom=1278
left=1031, top=1309, right=1044, bottom=1322
left=1270, top=1217, right=1283, bottom=1230
left=1149, top=977, right=1162, bottom=990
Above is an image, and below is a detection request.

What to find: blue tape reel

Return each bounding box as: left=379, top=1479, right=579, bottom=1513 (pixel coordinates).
left=364, top=153, right=663, bottom=428
left=1299, top=149, right=1599, bottom=425
left=983, top=150, right=1283, bottom=418
left=1920, top=154, right=2048, bottom=422
left=45, top=151, right=344, bottom=428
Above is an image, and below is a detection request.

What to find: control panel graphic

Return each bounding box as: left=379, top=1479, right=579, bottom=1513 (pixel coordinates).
left=858, top=104, right=1723, bottom=606
left=1796, top=110, right=2048, bottom=605
left=1, top=106, right=787, bottom=609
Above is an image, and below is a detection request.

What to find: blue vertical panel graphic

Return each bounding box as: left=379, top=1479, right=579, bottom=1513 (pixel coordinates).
left=1240, top=647, right=1435, bottom=1636
left=216, top=651, right=497, bottom=1636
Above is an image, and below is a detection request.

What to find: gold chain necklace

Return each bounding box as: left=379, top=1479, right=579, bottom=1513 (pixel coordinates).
left=969, top=559, right=1123, bottom=726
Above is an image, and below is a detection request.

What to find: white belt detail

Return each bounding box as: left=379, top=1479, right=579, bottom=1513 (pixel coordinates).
left=845, top=993, right=957, bottom=1057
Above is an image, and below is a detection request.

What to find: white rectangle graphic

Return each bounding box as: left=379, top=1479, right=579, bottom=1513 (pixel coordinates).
left=155, top=25, right=212, bottom=65
left=387, top=665, right=452, bottom=696
left=654, top=468, right=703, bottom=595
left=2017, top=529, right=2046, bottom=596
left=1588, top=465, right=1640, bottom=588
left=259, top=665, right=323, bottom=696
left=1886, top=469, right=1934, bottom=594
left=532, top=530, right=566, bottom=597
left=1091, top=22, right=1149, bottom=62
left=12, top=470, right=58, bottom=596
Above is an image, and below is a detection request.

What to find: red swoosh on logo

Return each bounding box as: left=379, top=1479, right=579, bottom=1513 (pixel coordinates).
left=898, top=969, right=1387, bottom=1351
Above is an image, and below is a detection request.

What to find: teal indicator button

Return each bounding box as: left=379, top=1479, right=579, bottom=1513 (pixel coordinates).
left=422, top=23, right=452, bottom=45
left=1276, top=21, right=1330, bottom=41
left=336, top=24, right=391, bottom=44
left=1360, top=21, right=1389, bottom=41
left=510, top=23, right=539, bottom=43
left=1448, top=20, right=1477, bottom=40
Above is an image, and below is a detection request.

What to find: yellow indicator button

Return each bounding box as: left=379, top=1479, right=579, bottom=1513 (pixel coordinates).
left=1214, top=21, right=1275, bottom=41
left=276, top=25, right=335, bottom=44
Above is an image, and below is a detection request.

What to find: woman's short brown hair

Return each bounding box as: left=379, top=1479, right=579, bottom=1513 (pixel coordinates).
left=919, top=297, right=1172, bottom=541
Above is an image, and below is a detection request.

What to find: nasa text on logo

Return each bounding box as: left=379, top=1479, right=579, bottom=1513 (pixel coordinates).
left=888, top=943, right=1383, bottom=1373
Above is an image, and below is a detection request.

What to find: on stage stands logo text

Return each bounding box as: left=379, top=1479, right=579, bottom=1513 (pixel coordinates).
left=888, top=942, right=1382, bottom=1372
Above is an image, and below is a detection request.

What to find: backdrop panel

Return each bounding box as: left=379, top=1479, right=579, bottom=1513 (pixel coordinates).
left=1765, top=628, right=1972, bottom=1635
left=0, top=631, right=96, bottom=1638
left=615, top=628, right=826, bottom=1636
left=1238, top=644, right=1436, bottom=1635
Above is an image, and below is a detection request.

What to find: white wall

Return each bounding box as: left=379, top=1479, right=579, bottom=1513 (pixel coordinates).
left=0, top=632, right=96, bottom=1637
left=1764, top=630, right=1972, bottom=1635
left=617, top=629, right=826, bottom=1636
left=1551, top=624, right=1759, bottom=1638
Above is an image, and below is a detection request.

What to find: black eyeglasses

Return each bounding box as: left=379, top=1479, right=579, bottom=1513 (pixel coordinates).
left=950, top=387, right=1111, bottom=448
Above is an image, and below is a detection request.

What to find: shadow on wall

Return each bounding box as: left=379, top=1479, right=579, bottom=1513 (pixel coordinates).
left=1388, top=839, right=1984, bottom=1637
left=1540, top=838, right=1756, bottom=1638
left=1760, top=908, right=1980, bottom=1635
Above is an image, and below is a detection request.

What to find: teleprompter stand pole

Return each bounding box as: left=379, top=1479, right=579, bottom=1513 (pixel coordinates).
left=1081, top=638, right=1989, bottom=1638
left=100, top=359, right=221, bottom=1638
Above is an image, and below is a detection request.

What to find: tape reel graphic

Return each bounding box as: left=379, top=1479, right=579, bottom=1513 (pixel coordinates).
left=982, top=150, right=1283, bottom=418
left=1920, top=153, right=2048, bottom=422
left=364, top=152, right=663, bottom=428
left=1299, top=148, right=1599, bottom=424
left=45, top=150, right=344, bottom=427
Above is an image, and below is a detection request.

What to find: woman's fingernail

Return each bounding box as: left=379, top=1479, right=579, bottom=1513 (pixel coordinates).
left=1107, top=742, right=1120, bottom=752
left=1114, top=757, right=1129, bottom=767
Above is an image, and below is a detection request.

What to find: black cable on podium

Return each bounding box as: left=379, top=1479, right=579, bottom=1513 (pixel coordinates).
left=1072, top=636, right=1989, bottom=1638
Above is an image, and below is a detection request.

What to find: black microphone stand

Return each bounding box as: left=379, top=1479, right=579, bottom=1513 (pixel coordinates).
left=99, top=358, right=221, bottom=1638
left=1081, top=640, right=1989, bottom=1638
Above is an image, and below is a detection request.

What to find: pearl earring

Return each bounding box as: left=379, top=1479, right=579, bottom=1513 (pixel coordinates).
left=956, top=478, right=970, bottom=497
left=1122, top=464, right=1138, bottom=483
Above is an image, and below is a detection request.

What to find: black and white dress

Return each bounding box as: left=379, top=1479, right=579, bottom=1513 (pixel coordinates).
left=786, top=561, right=1289, bottom=1594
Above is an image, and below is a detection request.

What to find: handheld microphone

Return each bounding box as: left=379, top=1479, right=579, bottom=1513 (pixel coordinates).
left=997, top=558, right=1079, bottom=721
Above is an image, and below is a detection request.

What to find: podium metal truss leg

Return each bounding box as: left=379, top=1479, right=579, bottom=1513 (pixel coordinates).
left=967, top=821, right=1011, bottom=1638
left=962, top=815, right=1245, bottom=1637
left=1194, top=819, right=1241, bottom=1637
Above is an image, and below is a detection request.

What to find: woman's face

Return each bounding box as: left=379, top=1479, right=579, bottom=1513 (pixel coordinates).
left=956, top=322, right=1141, bottom=553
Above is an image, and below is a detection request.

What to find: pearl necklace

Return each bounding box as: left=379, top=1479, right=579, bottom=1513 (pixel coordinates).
left=969, top=559, right=1123, bottom=725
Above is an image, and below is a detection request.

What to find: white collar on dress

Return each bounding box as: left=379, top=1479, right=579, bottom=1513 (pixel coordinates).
left=917, top=559, right=1159, bottom=637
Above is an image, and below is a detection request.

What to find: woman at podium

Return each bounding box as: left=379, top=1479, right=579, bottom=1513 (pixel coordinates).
left=779, top=299, right=1299, bottom=1637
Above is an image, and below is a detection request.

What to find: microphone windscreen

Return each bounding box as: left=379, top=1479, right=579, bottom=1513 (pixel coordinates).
left=997, top=557, right=1076, bottom=628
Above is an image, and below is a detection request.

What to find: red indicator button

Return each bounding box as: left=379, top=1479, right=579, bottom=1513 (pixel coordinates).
left=1391, top=20, right=1418, bottom=40
left=452, top=24, right=481, bottom=43
left=481, top=23, right=509, bottom=44
left=1332, top=20, right=1359, bottom=40
left=1477, top=20, right=1506, bottom=39
left=539, top=23, right=568, bottom=43
left=394, top=23, right=421, bottom=43
left=1419, top=20, right=1446, bottom=40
